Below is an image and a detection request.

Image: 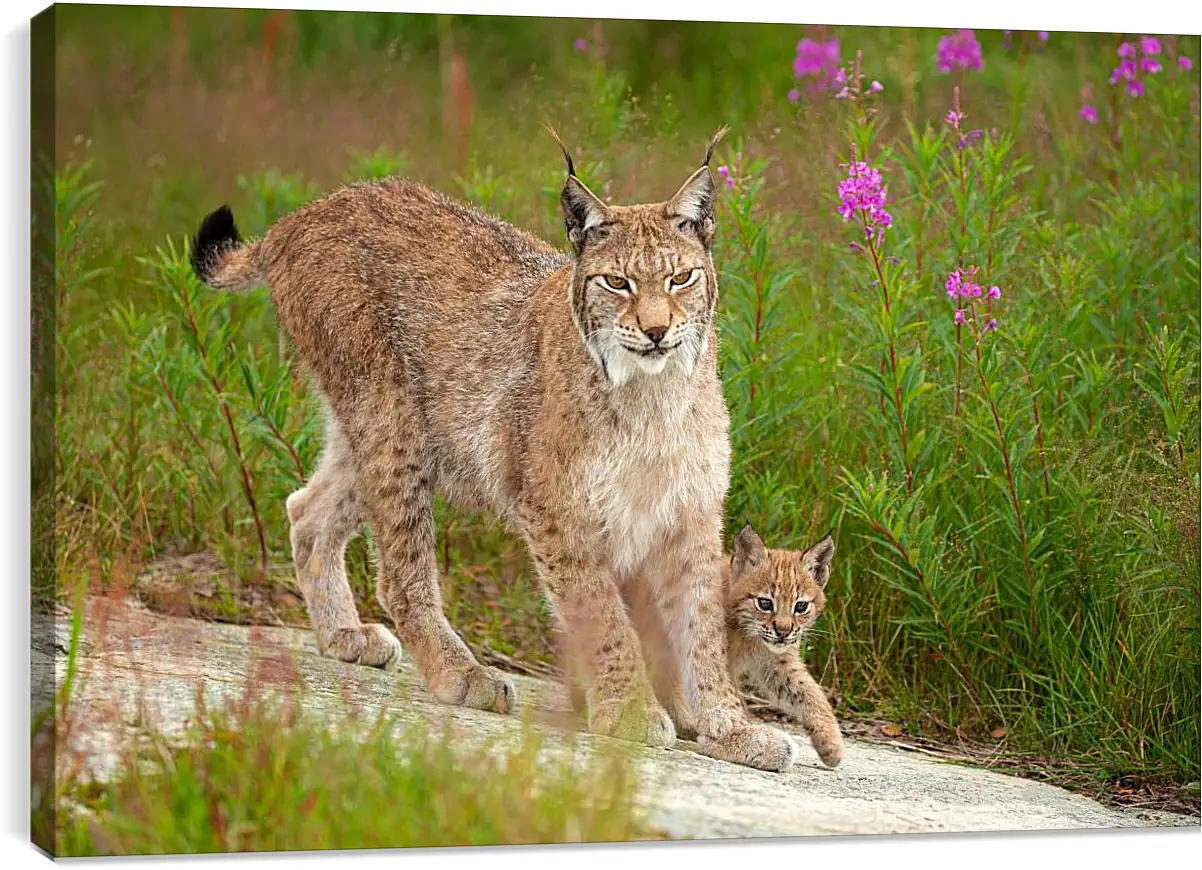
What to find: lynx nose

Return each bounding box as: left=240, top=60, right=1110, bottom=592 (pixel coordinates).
left=774, top=623, right=791, bottom=641
left=643, top=325, right=668, bottom=345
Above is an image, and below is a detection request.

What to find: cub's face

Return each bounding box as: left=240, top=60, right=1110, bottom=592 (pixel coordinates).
left=727, top=525, right=835, bottom=654
left=558, top=147, right=721, bottom=387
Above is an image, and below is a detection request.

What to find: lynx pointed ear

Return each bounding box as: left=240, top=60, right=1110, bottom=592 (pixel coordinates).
left=547, top=124, right=612, bottom=255
left=731, top=523, right=768, bottom=579
left=561, top=175, right=612, bottom=255
left=801, top=533, right=836, bottom=590
left=666, top=127, right=727, bottom=249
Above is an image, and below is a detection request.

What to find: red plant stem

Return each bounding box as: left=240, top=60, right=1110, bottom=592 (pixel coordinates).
left=954, top=324, right=964, bottom=417
left=733, top=206, right=766, bottom=419
left=865, top=235, right=914, bottom=494
left=1108, top=35, right=1123, bottom=189
left=179, top=279, right=269, bottom=577
left=225, top=341, right=308, bottom=484
left=972, top=330, right=1038, bottom=646
left=865, top=516, right=981, bottom=710
left=156, top=371, right=235, bottom=534
left=1021, top=366, right=1053, bottom=524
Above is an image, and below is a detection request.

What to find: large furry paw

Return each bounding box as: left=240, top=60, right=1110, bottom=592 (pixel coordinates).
left=322, top=624, right=403, bottom=669
left=809, top=728, right=844, bottom=768
left=698, top=722, right=798, bottom=773
left=429, top=664, right=518, bottom=715
left=588, top=697, right=677, bottom=749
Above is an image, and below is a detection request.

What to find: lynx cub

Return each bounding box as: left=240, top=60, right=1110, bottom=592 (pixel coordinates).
left=615, top=524, right=843, bottom=768
left=189, top=128, right=800, bottom=773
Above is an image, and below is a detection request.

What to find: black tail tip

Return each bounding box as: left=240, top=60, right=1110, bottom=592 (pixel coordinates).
left=190, top=205, right=241, bottom=282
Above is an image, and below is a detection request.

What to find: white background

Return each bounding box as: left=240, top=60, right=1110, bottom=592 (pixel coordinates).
left=2, top=0, right=1199, bottom=867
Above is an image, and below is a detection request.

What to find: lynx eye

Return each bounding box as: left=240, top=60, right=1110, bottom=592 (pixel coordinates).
left=794, top=600, right=811, bottom=615
left=603, top=275, right=630, bottom=292
left=669, top=269, right=694, bottom=287
left=755, top=597, right=774, bottom=613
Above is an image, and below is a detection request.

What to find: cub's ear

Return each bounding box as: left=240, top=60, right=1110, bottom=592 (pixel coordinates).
left=731, top=522, right=768, bottom=579
left=801, top=533, right=836, bottom=589
left=547, top=124, right=612, bottom=255
left=664, top=125, right=727, bottom=249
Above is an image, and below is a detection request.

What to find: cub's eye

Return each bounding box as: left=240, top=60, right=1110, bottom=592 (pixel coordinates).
left=669, top=270, right=693, bottom=287
left=605, top=275, right=629, bottom=291
left=755, top=597, right=774, bottom=613
left=794, top=600, right=810, bottom=615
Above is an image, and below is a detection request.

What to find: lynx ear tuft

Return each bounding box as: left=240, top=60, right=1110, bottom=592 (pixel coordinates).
left=548, top=125, right=612, bottom=255
left=704, top=125, right=730, bottom=167
left=666, top=130, right=726, bottom=249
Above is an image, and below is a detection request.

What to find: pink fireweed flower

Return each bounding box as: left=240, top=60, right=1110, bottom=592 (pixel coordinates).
left=1080, top=104, right=1099, bottom=124
left=945, top=271, right=962, bottom=298
left=716, top=165, right=736, bottom=189
left=837, top=156, right=892, bottom=242
left=1111, top=37, right=1164, bottom=96
left=1038, top=31, right=1049, bottom=42
left=787, top=87, right=801, bottom=103
left=794, top=37, right=841, bottom=93
left=573, top=38, right=589, bottom=52
left=1180, top=55, right=1194, bottom=71
left=869, top=80, right=884, bottom=93
left=936, top=30, right=983, bottom=73
left=945, top=267, right=1001, bottom=332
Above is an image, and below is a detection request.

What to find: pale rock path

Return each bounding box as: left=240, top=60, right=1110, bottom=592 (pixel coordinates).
left=32, top=598, right=1195, bottom=840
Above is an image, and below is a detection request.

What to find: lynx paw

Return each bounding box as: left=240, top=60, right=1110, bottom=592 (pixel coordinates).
left=429, top=664, right=518, bottom=715
left=810, top=729, right=844, bottom=768
left=589, top=697, right=677, bottom=748
left=322, top=625, right=402, bottom=669
left=698, top=722, right=798, bottom=773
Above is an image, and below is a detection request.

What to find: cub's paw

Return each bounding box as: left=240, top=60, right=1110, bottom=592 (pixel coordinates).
left=322, top=625, right=402, bottom=670
left=698, top=722, right=798, bottom=773
left=589, top=697, right=677, bottom=749
left=430, top=664, right=518, bottom=715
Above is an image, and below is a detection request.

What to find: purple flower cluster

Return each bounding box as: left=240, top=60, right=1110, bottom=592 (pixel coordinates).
left=793, top=37, right=842, bottom=94
left=946, top=266, right=1000, bottom=331
left=936, top=30, right=983, bottom=74
left=1110, top=36, right=1165, bottom=97
left=837, top=157, right=892, bottom=241
left=716, top=165, right=737, bottom=190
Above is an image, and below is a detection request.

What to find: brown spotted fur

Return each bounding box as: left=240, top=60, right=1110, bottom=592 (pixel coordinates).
left=189, top=131, right=800, bottom=772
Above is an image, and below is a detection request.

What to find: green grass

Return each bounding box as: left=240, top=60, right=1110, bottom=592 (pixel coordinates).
left=41, top=6, right=1201, bottom=810
left=38, top=601, right=657, bottom=856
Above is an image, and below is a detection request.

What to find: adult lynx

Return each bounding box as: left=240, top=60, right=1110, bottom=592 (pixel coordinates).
left=190, top=130, right=798, bottom=772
